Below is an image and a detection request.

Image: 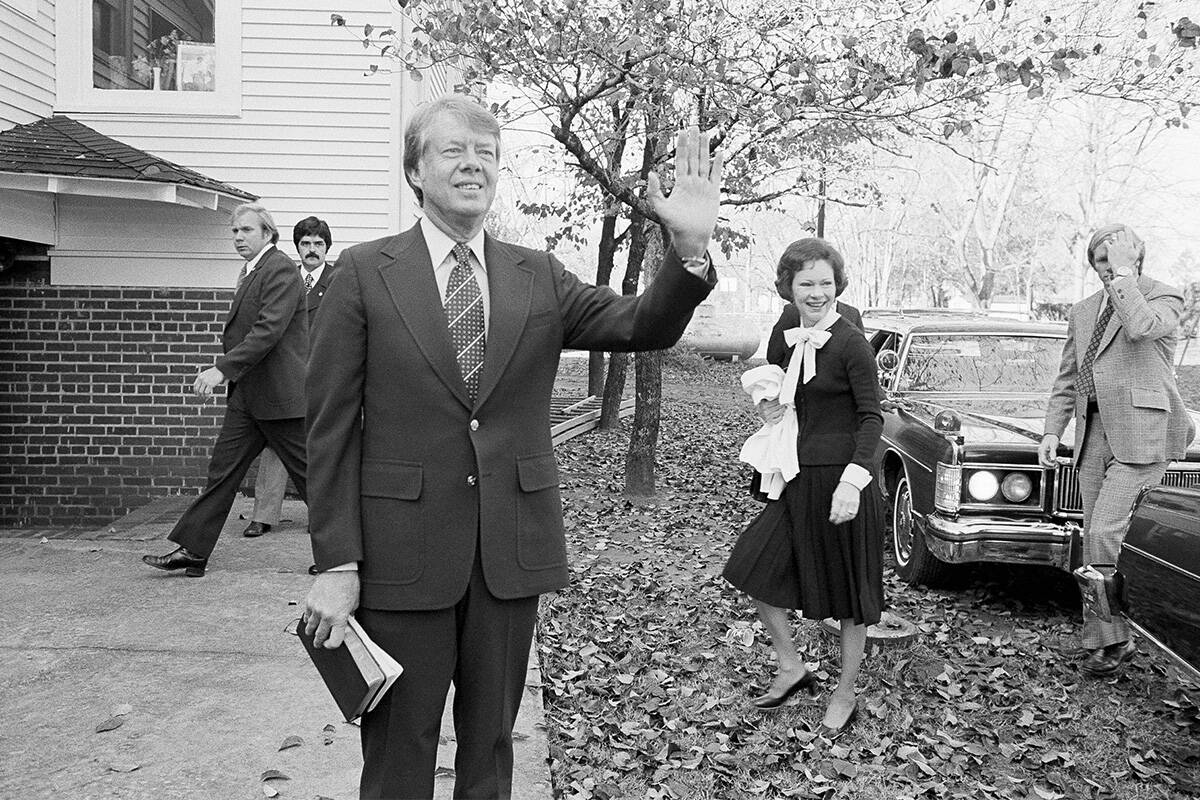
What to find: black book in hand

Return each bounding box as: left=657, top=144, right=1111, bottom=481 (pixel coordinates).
left=298, top=616, right=403, bottom=722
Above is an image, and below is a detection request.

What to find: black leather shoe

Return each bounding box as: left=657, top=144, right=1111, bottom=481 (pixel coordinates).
left=242, top=521, right=271, bottom=538
left=1081, top=639, right=1136, bottom=677
left=819, top=702, right=859, bottom=741
left=142, top=546, right=207, bottom=577
left=752, top=670, right=819, bottom=709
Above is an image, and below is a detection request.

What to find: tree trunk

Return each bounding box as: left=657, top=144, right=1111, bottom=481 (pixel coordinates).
left=589, top=210, right=620, bottom=396
left=590, top=96, right=634, bottom=398
left=624, top=225, right=664, bottom=497
left=599, top=213, right=648, bottom=428
left=625, top=347, right=662, bottom=497
left=599, top=351, right=629, bottom=428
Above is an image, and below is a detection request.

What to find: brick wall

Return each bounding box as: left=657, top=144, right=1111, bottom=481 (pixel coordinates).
left=0, top=260, right=233, bottom=526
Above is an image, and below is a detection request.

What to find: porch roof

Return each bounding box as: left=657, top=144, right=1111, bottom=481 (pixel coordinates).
left=0, top=115, right=256, bottom=211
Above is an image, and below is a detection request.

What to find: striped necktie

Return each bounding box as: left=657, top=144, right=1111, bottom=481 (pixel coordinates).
left=1077, top=301, right=1114, bottom=402
left=446, top=243, right=485, bottom=402
left=236, top=262, right=250, bottom=290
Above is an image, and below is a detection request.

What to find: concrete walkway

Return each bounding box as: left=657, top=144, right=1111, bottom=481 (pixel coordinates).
left=0, top=497, right=553, bottom=800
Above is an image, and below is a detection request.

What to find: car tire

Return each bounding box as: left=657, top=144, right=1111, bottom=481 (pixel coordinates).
left=891, top=474, right=949, bottom=586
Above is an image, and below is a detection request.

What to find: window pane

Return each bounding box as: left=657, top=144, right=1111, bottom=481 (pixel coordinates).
left=92, top=0, right=216, bottom=92
left=899, top=335, right=1063, bottom=393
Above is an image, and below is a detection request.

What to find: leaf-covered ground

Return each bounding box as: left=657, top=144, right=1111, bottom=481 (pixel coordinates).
left=538, top=358, right=1200, bottom=800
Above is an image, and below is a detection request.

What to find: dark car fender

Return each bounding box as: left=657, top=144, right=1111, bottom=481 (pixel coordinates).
left=1117, top=485, right=1200, bottom=684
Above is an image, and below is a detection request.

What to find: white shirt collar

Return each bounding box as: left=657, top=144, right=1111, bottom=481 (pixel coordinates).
left=420, top=216, right=487, bottom=273
left=301, top=262, right=326, bottom=285
left=243, top=243, right=274, bottom=273
left=797, top=307, right=841, bottom=330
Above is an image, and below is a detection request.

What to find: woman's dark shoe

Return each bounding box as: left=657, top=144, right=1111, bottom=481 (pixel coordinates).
left=752, top=670, right=819, bottom=709
left=818, top=702, right=859, bottom=741
left=142, top=546, right=207, bottom=577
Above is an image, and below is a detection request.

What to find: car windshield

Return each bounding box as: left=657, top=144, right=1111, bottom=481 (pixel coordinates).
left=897, top=333, right=1064, bottom=393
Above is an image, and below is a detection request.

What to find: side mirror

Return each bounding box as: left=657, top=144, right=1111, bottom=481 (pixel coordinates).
left=876, top=349, right=899, bottom=388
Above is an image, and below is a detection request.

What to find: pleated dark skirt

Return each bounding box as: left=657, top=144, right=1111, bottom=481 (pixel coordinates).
left=722, top=465, right=884, bottom=626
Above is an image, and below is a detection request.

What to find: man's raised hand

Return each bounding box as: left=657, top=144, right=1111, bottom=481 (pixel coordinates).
left=646, top=126, right=722, bottom=260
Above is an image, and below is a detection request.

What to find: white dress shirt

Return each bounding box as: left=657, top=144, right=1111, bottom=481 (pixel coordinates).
left=421, top=217, right=491, bottom=334
left=240, top=243, right=275, bottom=280
left=301, top=262, right=326, bottom=288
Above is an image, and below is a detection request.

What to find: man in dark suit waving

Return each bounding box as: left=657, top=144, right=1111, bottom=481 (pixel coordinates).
left=302, top=95, right=722, bottom=799
left=143, top=203, right=309, bottom=577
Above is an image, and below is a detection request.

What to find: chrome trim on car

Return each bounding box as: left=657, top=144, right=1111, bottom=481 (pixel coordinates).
left=1122, top=544, right=1200, bottom=585
left=922, top=514, right=1080, bottom=570
left=1123, top=618, right=1200, bottom=686
left=880, top=439, right=933, bottom=473
left=1055, top=462, right=1200, bottom=517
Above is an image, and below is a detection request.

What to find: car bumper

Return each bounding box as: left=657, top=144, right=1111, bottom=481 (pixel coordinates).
left=922, top=513, right=1082, bottom=570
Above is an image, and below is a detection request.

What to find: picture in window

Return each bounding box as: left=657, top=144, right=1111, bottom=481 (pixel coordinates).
left=176, top=41, right=216, bottom=92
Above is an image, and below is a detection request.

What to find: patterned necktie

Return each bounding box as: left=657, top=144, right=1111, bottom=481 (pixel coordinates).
left=446, top=243, right=485, bottom=401
left=303, top=272, right=314, bottom=294
left=236, top=263, right=250, bottom=290
left=1077, top=301, right=1114, bottom=401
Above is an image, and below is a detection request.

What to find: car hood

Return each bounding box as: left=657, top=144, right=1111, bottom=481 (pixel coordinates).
left=898, top=394, right=1067, bottom=447
left=897, top=395, right=1200, bottom=457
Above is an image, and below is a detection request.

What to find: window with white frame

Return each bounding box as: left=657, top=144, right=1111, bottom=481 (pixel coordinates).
left=58, top=0, right=240, bottom=115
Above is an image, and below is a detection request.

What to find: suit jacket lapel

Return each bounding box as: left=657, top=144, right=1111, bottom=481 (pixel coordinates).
left=476, top=235, right=533, bottom=408
left=376, top=227, right=470, bottom=406
left=225, top=264, right=262, bottom=331
left=308, top=264, right=336, bottom=313
left=1097, top=301, right=1121, bottom=355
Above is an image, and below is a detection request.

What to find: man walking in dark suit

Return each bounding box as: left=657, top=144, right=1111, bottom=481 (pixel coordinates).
left=243, top=216, right=338, bottom=539
left=1039, top=224, right=1195, bottom=677
left=301, top=95, right=722, bottom=799
left=142, top=203, right=309, bottom=577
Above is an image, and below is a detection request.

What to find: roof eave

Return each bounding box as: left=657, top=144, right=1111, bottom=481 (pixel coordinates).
left=0, top=171, right=252, bottom=215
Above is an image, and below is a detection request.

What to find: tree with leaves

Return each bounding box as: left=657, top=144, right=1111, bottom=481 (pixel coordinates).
left=332, top=0, right=1199, bottom=496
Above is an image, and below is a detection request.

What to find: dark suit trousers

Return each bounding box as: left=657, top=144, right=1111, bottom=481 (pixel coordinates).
left=357, top=550, right=539, bottom=800
left=168, top=386, right=307, bottom=558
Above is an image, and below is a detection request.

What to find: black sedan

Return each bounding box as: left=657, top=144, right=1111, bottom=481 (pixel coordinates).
left=864, top=309, right=1200, bottom=586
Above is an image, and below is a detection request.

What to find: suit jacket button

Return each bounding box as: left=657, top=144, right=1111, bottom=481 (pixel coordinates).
left=466, top=474, right=477, bottom=486
left=470, top=419, right=480, bottom=431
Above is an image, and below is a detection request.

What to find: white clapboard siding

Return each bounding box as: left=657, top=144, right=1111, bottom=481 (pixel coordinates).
left=0, top=1, right=55, bottom=127
left=53, top=196, right=242, bottom=287
left=0, top=188, right=55, bottom=243
left=60, top=0, right=404, bottom=288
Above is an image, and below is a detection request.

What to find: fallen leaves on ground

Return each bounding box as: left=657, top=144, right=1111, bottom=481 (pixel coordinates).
left=539, top=360, right=1200, bottom=800
left=94, top=716, right=124, bottom=734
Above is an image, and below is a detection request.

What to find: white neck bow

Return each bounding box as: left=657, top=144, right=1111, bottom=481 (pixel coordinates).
left=779, top=308, right=841, bottom=402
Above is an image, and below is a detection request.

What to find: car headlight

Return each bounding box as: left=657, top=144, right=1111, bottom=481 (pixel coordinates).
left=1001, top=472, right=1033, bottom=502
left=966, top=470, right=1000, bottom=502
left=935, top=463, right=961, bottom=513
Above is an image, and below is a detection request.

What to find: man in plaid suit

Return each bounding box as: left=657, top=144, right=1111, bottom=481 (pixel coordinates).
left=1039, top=224, right=1195, bottom=677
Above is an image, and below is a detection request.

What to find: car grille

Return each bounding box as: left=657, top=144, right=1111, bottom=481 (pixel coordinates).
left=1054, top=464, right=1200, bottom=515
